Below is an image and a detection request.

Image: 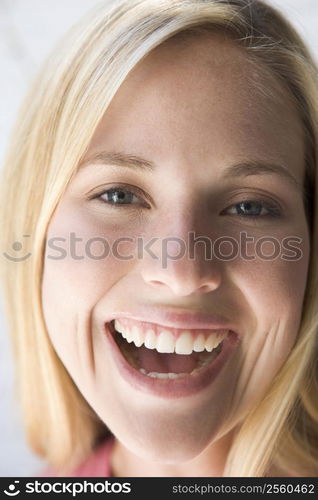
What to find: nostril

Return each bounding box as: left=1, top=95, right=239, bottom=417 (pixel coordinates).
left=197, top=284, right=215, bottom=294
left=149, top=280, right=164, bottom=286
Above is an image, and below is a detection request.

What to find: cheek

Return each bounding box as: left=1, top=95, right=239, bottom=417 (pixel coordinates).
left=42, top=205, right=136, bottom=305
left=228, top=229, right=309, bottom=327
left=40, top=204, right=136, bottom=367
left=226, top=239, right=309, bottom=418
left=240, top=253, right=308, bottom=327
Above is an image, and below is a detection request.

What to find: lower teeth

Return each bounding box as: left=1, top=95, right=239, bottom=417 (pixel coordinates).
left=140, top=370, right=187, bottom=379
left=138, top=343, right=222, bottom=379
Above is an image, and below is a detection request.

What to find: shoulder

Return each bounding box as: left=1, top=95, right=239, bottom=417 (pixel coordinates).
left=36, top=436, right=115, bottom=477
left=266, top=464, right=295, bottom=477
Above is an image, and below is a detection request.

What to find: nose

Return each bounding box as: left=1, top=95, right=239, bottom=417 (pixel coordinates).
left=140, top=216, right=222, bottom=297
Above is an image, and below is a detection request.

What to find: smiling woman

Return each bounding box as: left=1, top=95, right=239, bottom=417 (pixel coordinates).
left=1, top=0, right=318, bottom=478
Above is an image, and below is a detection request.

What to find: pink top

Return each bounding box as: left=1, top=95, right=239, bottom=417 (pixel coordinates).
left=37, top=437, right=115, bottom=477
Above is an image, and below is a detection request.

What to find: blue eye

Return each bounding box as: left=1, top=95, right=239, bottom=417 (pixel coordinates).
left=223, top=200, right=281, bottom=217
left=91, top=185, right=149, bottom=208
left=102, top=188, right=137, bottom=204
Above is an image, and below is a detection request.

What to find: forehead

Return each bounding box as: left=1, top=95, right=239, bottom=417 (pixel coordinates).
left=88, top=31, right=304, bottom=181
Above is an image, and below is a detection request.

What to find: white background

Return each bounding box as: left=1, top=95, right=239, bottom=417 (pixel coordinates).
left=0, top=0, right=317, bottom=476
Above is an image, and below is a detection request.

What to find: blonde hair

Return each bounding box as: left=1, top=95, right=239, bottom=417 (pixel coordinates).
left=1, top=0, right=318, bottom=477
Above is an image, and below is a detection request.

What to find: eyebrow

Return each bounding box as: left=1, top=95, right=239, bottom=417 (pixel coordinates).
left=79, top=150, right=301, bottom=189
left=79, top=151, right=155, bottom=171
left=223, top=160, right=301, bottom=189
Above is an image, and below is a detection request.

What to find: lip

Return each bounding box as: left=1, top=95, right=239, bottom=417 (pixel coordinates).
left=102, top=307, right=239, bottom=332
left=104, top=320, right=239, bottom=398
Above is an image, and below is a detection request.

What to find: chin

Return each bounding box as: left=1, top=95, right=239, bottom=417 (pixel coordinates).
left=117, top=419, right=221, bottom=464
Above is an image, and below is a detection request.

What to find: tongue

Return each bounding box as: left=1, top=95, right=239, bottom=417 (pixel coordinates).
left=136, top=345, right=199, bottom=373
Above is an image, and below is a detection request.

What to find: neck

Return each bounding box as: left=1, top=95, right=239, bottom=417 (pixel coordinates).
left=110, top=431, right=236, bottom=477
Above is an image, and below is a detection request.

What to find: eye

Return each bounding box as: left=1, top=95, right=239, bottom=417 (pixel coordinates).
left=222, top=200, right=281, bottom=218
left=90, top=185, right=150, bottom=208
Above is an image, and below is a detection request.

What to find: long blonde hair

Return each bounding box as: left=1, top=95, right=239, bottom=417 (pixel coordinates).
left=1, top=0, right=318, bottom=476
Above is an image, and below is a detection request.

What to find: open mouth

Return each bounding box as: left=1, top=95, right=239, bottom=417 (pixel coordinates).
left=109, top=319, right=228, bottom=379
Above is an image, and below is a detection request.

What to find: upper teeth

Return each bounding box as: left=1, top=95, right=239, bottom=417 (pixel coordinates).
left=114, top=319, right=228, bottom=355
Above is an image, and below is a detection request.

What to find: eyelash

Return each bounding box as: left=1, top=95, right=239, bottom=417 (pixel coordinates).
left=90, top=185, right=150, bottom=209
left=90, top=185, right=282, bottom=218
left=220, top=200, right=281, bottom=218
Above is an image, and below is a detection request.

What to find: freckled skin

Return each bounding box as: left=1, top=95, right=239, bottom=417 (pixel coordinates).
left=41, top=33, right=309, bottom=476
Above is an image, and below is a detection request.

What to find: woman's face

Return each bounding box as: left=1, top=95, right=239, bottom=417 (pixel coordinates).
left=41, top=33, right=309, bottom=462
